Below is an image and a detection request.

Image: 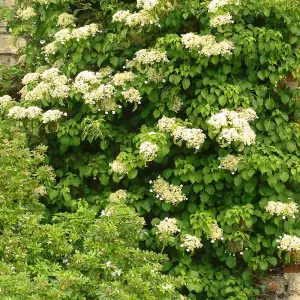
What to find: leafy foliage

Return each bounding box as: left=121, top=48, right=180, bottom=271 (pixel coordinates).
left=0, top=125, right=183, bottom=299
left=1, top=0, right=300, bottom=298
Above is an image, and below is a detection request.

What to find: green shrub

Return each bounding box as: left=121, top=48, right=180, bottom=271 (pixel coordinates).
left=0, top=128, right=183, bottom=299
left=1, top=0, right=300, bottom=298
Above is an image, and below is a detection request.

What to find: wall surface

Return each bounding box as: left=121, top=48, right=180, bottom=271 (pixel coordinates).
left=0, top=0, right=17, bottom=65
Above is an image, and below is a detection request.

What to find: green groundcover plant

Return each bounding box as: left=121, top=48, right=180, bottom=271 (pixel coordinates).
left=1, top=0, right=300, bottom=298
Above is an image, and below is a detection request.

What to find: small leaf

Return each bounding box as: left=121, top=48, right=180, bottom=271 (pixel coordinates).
left=265, top=224, right=276, bottom=235
left=128, top=169, right=138, bottom=179
left=268, top=257, right=277, bottom=267
left=280, top=172, right=289, bottom=182
left=188, top=203, right=198, bottom=213
left=226, top=256, right=237, bottom=269
left=234, top=174, right=242, bottom=187
left=259, top=260, right=268, bottom=271
left=99, top=174, right=109, bottom=185
left=182, top=78, right=190, bottom=90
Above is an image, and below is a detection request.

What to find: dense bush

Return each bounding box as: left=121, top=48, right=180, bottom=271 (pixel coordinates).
left=1, top=0, right=300, bottom=298
left=0, top=125, right=183, bottom=299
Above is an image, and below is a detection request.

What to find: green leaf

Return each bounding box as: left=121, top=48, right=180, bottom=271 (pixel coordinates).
left=141, top=200, right=151, bottom=212
left=268, top=257, right=277, bottom=267
left=207, top=94, right=217, bottom=104
left=222, top=65, right=231, bottom=74
left=242, top=269, right=251, bottom=281
left=244, top=181, right=256, bottom=193
left=280, top=172, right=289, bottom=182
left=149, top=90, right=159, bottom=102
left=226, top=256, right=237, bottom=269
left=128, top=169, right=138, bottom=179
left=188, top=203, right=198, bottom=213
left=234, top=174, right=243, bottom=187
left=99, top=174, right=109, bottom=185
left=169, top=74, right=181, bottom=85
left=182, top=78, right=190, bottom=90
left=162, top=202, right=172, bottom=211
left=265, top=224, right=276, bottom=235
left=218, top=95, right=227, bottom=106
left=265, top=98, right=275, bottom=110
left=281, top=94, right=289, bottom=104
left=243, top=250, right=253, bottom=262
left=259, top=260, right=268, bottom=271
left=193, top=183, right=202, bottom=193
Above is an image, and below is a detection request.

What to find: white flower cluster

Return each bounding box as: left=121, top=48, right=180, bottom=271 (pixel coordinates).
left=181, top=33, right=234, bottom=57
left=146, top=68, right=165, bottom=83
left=22, top=72, right=40, bottom=85
left=113, top=10, right=159, bottom=27
left=112, top=72, right=136, bottom=86
left=137, top=0, right=158, bottom=10
left=73, top=71, right=99, bottom=93
left=277, top=234, right=300, bottom=252
left=125, top=59, right=138, bottom=69
left=72, top=23, right=99, bottom=40
left=44, top=42, right=57, bottom=55
left=208, top=108, right=257, bottom=146
left=31, top=0, right=52, bottom=4
left=7, top=106, right=66, bottom=123
left=112, top=10, right=131, bottom=22
left=96, top=67, right=115, bottom=80
left=44, top=23, right=99, bottom=54
left=26, top=106, right=44, bottom=118
left=127, top=11, right=159, bottom=26
left=16, top=7, right=36, bottom=20
left=34, top=186, right=48, bottom=197
left=162, top=284, right=174, bottom=291
left=157, top=116, right=176, bottom=132
left=7, top=106, right=27, bottom=119
left=150, top=178, right=187, bottom=205
left=210, top=223, right=224, bottom=242
left=42, top=109, right=67, bottom=123
left=73, top=68, right=141, bottom=111
left=156, top=217, right=180, bottom=235
left=170, top=96, right=183, bottom=113
left=0, top=95, right=13, bottom=109
left=101, top=208, right=112, bottom=217
left=208, top=0, right=231, bottom=13
left=54, top=28, right=72, bottom=43
left=210, top=13, right=234, bottom=27
left=111, top=269, right=122, bottom=277
left=85, top=84, right=116, bottom=108
left=121, top=87, right=142, bottom=104
left=73, top=70, right=117, bottom=111
left=182, top=33, right=213, bottom=50
left=181, top=235, right=203, bottom=252
left=219, top=154, right=242, bottom=173
left=74, top=69, right=113, bottom=92
left=58, top=13, right=76, bottom=28
left=7, top=106, right=42, bottom=119
left=172, top=126, right=206, bottom=150
left=157, top=117, right=206, bottom=149
left=108, top=189, right=128, bottom=203
left=20, top=68, right=70, bottom=103
left=266, top=201, right=298, bottom=218
left=236, top=108, right=258, bottom=121
left=134, top=49, right=169, bottom=65
left=139, top=142, right=159, bottom=161
left=109, top=160, right=128, bottom=175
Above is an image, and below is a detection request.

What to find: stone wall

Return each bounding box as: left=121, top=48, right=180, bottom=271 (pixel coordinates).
left=0, top=0, right=17, bottom=65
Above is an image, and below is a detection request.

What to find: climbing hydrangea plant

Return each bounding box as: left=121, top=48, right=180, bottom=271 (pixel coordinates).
left=1, top=0, right=300, bottom=298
